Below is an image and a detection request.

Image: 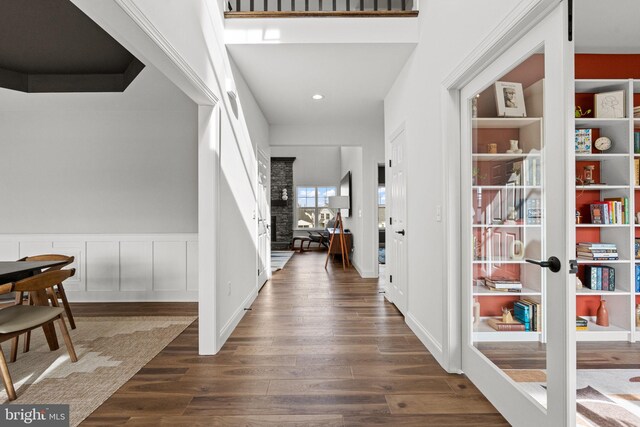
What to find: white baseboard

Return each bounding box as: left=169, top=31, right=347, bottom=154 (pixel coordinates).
left=66, top=290, right=198, bottom=302
left=351, top=260, right=378, bottom=279
left=406, top=312, right=447, bottom=370
left=217, top=289, right=258, bottom=351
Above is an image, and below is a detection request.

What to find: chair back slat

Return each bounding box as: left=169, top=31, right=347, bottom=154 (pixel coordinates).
left=13, top=269, right=75, bottom=293
left=18, top=255, right=74, bottom=271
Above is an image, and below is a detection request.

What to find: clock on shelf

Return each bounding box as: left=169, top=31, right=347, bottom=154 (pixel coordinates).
left=594, top=136, right=612, bottom=152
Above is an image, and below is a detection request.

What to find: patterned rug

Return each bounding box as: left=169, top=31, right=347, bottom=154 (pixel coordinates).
left=271, top=250, right=294, bottom=272
left=507, top=369, right=640, bottom=426
left=0, top=316, right=195, bottom=426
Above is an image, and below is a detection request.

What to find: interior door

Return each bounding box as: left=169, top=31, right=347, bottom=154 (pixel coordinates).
left=460, top=3, right=575, bottom=426
left=389, top=128, right=408, bottom=315
left=257, top=149, right=270, bottom=288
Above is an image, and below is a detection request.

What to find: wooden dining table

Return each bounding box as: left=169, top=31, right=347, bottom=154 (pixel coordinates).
left=0, top=260, right=68, bottom=350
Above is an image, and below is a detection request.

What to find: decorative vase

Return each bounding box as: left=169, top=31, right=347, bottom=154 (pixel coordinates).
left=596, top=300, right=609, bottom=327
left=506, top=139, right=522, bottom=154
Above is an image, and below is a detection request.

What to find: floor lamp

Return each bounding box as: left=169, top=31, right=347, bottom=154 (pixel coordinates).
left=325, top=196, right=351, bottom=270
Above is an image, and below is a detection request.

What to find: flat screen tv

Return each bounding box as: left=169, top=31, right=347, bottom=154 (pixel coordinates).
left=340, top=171, right=352, bottom=217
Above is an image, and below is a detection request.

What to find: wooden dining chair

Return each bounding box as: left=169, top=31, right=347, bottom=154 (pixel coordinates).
left=0, top=269, right=78, bottom=400
left=18, top=255, right=76, bottom=330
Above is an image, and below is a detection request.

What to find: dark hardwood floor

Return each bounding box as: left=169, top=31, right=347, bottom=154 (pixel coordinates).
left=79, top=252, right=508, bottom=426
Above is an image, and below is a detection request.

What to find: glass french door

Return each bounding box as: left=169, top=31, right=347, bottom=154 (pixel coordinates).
left=461, top=3, right=576, bottom=425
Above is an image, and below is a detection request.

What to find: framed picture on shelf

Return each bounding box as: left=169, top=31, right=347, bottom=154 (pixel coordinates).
left=494, top=81, right=526, bottom=117
left=594, top=90, right=625, bottom=118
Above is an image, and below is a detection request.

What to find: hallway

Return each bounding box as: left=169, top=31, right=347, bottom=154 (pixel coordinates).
left=83, top=252, right=507, bottom=426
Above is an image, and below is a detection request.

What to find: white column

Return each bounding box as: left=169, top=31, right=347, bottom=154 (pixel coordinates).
left=198, top=104, right=219, bottom=355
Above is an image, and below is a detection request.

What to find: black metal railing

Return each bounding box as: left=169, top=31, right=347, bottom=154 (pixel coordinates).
left=226, top=0, right=416, bottom=14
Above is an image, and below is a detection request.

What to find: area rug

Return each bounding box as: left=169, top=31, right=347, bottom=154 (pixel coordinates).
left=271, top=250, right=294, bottom=272
left=506, top=369, right=640, bottom=426
left=0, top=316, right=195, bottom=426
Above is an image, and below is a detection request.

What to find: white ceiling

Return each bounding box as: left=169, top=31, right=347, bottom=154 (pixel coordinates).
left=228, top=43, right=415, bottom=126
left=575, top=0, right=640, bottom=53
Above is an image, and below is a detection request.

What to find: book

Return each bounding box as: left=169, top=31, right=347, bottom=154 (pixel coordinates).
left=636, top=158, right=640, bottom=186
left=575, top=129, right=592, bottom=154
left=526, top=199, right=541, bottom=224
left=636, top=265, right=640, bottom=292
left=484, top=278, right=522, bottom=289
left=576, top=316, right=588, bottom=327
left=577, top=242, right=617, bottom=249
left=487, top=318, right=526, bottom=331
left=589, top=203, right=606, bottom=224
left=635, top=131, right=640, bottom=153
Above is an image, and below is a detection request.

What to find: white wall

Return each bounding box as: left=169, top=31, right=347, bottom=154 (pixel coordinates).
left=0, top=67, right=197, bottom=234
left=270, top=123, right=383, bottom=277
left=271, top=145, right=342, bottom=188
left=384, top=0, right=524, bottom=370
left=340, top=146, right=364, bottom=270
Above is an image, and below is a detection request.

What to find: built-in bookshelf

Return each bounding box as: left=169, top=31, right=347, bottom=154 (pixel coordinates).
left=574, top=78, right=640, bottom=342
left=470, top=79, right=545, bottom=343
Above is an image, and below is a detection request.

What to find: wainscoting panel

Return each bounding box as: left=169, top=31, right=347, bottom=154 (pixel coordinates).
left=0, top=242, right=19, bottom=262
left=86, top=241, right=120, bottom=292
left=120, top=241, right=153, bottom=292
left=187, top=241, right=199, bottom=291
left=153, top=241, right=187, bottom=291
left=0, top=234, right=198, bottom=301
left=52, top=241, right=84, bottom=291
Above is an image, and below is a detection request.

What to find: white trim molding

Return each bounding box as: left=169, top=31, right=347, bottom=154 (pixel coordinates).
left=405, top=313, right=446, bottom=368
left=0, top=234, right=198, bottom=302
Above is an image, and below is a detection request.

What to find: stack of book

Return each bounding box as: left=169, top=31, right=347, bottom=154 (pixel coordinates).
left=583, top=265, right=616, bottom=291
left=589, top=198, right=629, bottom=224
left=634, top=106, right=640, bottom=118
left=484, top=278, right=522, bottom=292
left=576, top=242, right=618, bottom=260
left=513, top=299, right=542, bottom=332
left=576, top=316, right=588, bottom=331
left=635, top=265, right=640, bottom=292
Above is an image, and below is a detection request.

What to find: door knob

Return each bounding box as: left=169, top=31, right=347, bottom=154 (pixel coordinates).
left=396, top=230, right=405, bottom=236
left=526, top=256, right=561, bottom=273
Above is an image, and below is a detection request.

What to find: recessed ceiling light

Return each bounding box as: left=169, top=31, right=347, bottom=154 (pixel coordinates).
left=312, top=94, right=324, bottom=100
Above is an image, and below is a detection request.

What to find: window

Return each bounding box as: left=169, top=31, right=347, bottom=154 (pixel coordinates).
left=297, top=186, right=337, bottom=228
left=378, top=185, right=386, bottom=229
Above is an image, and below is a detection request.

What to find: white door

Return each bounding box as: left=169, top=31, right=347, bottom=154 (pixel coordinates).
left=460, top=3, right=575, bottom=426
left=257, top=149, right=270, bottom=288
left=389, top=128, right=408, bottom=315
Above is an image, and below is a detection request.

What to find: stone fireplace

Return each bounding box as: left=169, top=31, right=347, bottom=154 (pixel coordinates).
left=270, top=157, right=295, bottom=250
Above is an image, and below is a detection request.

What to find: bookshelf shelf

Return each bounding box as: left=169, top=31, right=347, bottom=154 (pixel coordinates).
left=576, top=318, right=630, bottom=342
left=472, top=185, right=539, bottom=190
left=576, top=288, right=630, bottom=296
left=575, top=118, right=629, bottom=127
left=575, top=153, right=629, bottom=161
left=473, top=318, right=542, bottom=342
left=472, top=153, right=540, bottom=162
left=575, top=224, right=630, bottom=228
left=576, top=185, right=630, bottom=190
left=473, top=286, right=541, bottom=296
left=472, top=224, right=541, bottom=229
left=576, top=259, right=629, bottom=264
left=472, top=260, right=531, bottom=265
left=472, top=117, right=542, bottom=129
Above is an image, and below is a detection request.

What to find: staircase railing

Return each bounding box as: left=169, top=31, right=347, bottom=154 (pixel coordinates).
left=224, top=0, right=418, bottom=17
